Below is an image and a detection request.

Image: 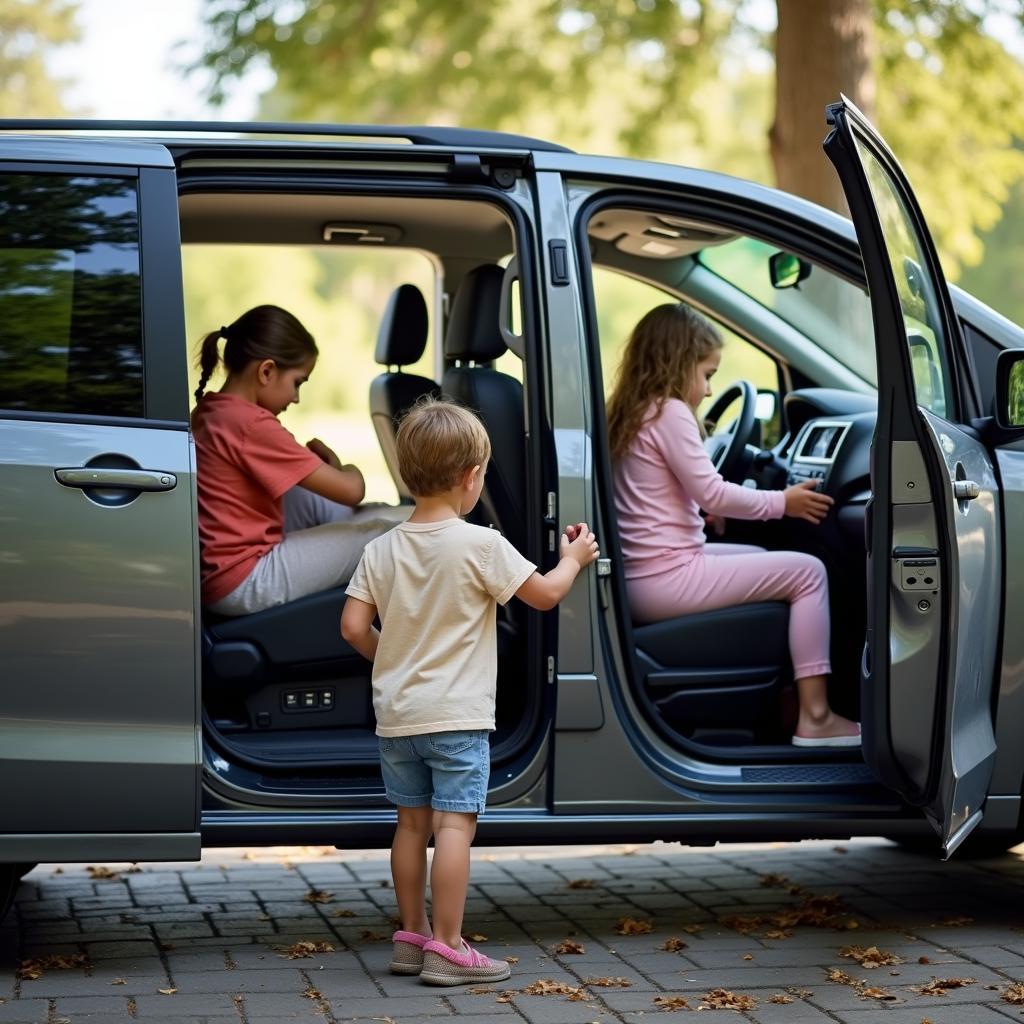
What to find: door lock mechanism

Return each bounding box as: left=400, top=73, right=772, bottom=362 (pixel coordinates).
left=894, top=552, right=940, bottom=593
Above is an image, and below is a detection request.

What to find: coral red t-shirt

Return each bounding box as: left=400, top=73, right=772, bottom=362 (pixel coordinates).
left=191, top=393, right=322, bottom=605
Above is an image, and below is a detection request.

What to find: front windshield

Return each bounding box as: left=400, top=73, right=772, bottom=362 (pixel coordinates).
left=698, top=236, right=877, bottom=387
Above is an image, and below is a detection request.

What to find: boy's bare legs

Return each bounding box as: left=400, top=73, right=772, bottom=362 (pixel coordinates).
left=430, top=810, right=477, bottom=949
left=391, top=805, right=433, bottom=937
left=796, top=675, right=859, bottom=737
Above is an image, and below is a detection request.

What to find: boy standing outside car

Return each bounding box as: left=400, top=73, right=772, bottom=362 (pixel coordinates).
left=341, top=397, right=599, bottom=986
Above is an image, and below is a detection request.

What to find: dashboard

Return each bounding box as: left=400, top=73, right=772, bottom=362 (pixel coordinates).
left=775, top=388, right=876, bottom=549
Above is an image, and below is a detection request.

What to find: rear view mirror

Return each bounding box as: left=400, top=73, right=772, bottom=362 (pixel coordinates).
left=769, top=251, right=811, bottom=290
left=995, top=348, right=1024, bottom=429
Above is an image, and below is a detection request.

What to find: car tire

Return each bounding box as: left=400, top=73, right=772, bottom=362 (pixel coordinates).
left=0, top=865, right=19, bottom=923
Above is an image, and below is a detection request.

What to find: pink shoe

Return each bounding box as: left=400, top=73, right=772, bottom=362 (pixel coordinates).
left=420, top=938, right=512, bottom=986
left=390, top=930, right=430, bottom=975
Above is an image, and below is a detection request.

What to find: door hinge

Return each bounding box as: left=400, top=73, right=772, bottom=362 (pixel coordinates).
left=547, top=656, right=555, bottom=684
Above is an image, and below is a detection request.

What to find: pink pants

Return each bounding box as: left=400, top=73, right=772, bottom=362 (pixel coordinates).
left=626, top=543, right=831, bottom=680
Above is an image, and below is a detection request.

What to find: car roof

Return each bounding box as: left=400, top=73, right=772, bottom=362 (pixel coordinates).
left=0, top=119, right=575, bottom=155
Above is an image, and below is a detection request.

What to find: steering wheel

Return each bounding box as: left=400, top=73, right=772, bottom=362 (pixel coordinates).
left=702, top=380, right=758, bottom=483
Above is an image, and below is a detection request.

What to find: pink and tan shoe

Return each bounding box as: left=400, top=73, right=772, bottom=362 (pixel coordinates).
left=390, top=930, right=430, bottom=975
left=420, top=938, right=512, bottom=986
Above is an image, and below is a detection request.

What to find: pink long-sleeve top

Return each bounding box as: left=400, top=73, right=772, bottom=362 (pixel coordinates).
left=613, top=398, right=786, bottom=580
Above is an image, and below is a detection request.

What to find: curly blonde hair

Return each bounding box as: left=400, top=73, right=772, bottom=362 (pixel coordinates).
left=606, top=303, right=723, bottom=461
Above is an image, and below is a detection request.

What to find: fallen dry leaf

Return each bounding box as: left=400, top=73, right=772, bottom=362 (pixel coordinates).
left=742, top=954, right=754, bottom=961
left=680, top=923, right=704, bottom=934
left=331, top=908, right=356, bottom=917
left=466, top=932, right=488, bottom=942
left=496, top=989, right=516, bottom=1003
left=652, top=994, right=690, bottom=1010
left=825, top=967, right=897, bottom=1002
left=467, top=985, right=496, bottom=995
left=918, top=955, right=931, bottom=964
left=303, top=889, right=334, bottom=904
left=360, top=930, right=389, bottom=942
left=913, top=977, right=976, bottom=996
left=584, top=976, right=632, bottom=988
left=615, top=916, right=653, bottom=935
left=86, top=865, right=118, bottom=880
left=787, top=987, right=813, bottom=998
left=302, top=986, right=322, bottom=1000
left=769, top=993, right=794, bottom=1004
left=937, top=915, right=973, bottom=927
left=111, top=978, right=126, bottom=986
left=504, top=955, right=519, bottom=964
left=522, top=978, right=586, bottom=1000
left=553, top=939, right=585, bottom=954
left=17, top=954, right=90, bottom=981
left=840, top=945, right=903, bottom=969
left=660, top=937, right=688, bottom=951
left=833, top=846, right=848, bottom=854
left=764, top=928, right=792, bottom=939
left=157, top=988, right=177, bottom=996
left=567, top=878, right=596, bottom=889
left=52, top=867, right=63, bottom=875
left=721, top=892, right=858, bottom=937
left=279, top=941, right=334, bottom=959
left=1002, top=982, right=1024, bottom=1005
left=700, top=988, right=757, bottom=1010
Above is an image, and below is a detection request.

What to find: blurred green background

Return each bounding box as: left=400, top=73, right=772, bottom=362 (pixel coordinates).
left=10, top=0, right=1024, bottom=499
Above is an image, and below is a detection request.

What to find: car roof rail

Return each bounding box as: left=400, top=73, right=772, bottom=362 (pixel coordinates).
left=0, top=119, right=574, bottom=153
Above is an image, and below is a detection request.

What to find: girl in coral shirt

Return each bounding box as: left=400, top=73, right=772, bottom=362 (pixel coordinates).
left=191, top=304, right=405, bottom=615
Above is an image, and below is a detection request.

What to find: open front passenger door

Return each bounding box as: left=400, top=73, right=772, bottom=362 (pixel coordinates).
left=823, top=97, right=1001, bottom=856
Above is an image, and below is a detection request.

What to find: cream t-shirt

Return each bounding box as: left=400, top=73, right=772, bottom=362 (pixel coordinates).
left=345, top=518, right=537, bottom=737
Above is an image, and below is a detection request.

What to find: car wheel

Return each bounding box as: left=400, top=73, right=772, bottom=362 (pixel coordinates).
left=0, top=865, right=19, bottom=923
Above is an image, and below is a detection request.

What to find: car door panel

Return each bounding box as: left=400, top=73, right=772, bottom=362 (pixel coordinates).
left=0, top=148, right=198, bottom=859
left=824, top=97, right=1001, bottom=854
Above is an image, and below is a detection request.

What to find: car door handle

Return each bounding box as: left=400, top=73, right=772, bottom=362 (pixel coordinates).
left=952, top=479, right=980, bottom=501
left=55, top=467, right=177, bottom=492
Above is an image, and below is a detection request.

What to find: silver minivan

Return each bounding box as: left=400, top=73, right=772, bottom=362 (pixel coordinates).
left=2, top=101, right=1023, bottom=919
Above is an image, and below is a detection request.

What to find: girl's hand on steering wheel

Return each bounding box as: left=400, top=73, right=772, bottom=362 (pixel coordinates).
left=784, top=479, right=834, bottom=524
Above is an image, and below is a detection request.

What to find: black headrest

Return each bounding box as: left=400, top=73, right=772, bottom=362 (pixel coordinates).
left=443, top=264, right=506, bottom=363
left=375, top=284, right=429, bottom=366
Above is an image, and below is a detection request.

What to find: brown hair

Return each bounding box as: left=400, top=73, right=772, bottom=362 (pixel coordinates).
left=606, top=303, right=723, bottom=460
left=396, top=396, right=491, bottom=497
left=194, top=305, right=318, bottom=402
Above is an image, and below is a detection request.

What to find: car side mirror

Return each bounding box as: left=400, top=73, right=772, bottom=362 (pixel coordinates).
left=995, top=348, right=1024, bottom=429
left=769, top=251, right=811, bottom=290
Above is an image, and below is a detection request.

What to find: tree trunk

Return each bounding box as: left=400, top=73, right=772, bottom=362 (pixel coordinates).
left=771, top=0, right=875, bottom=212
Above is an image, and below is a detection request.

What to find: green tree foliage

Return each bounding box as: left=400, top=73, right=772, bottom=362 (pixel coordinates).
left=0, top=0, right=79, bottom=116
left=195, top=0, right=1024, bottom=278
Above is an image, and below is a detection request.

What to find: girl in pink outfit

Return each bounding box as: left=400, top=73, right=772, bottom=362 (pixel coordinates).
left=607, top=303, right=860, bottom=747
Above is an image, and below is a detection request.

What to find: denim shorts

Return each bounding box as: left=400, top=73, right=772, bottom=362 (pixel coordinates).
left=378, top=730, right=490, bottom=814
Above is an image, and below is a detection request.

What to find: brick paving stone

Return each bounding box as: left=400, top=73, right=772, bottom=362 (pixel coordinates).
left=5, top=839, right=1024, bottom=1023
left=131, top=992, right=240, bottom=1017
left=0, top=1002, right=48, bottom=1024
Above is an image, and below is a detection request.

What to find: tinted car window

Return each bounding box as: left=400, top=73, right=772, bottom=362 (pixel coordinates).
left=0, top=174, right=142, bottom=417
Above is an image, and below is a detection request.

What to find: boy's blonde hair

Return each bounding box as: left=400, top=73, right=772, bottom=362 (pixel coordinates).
left=396, top=396, right=491, bottom=497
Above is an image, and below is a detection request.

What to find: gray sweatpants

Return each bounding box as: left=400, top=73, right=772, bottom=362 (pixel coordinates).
left=206, top=488, right=410, bottom=616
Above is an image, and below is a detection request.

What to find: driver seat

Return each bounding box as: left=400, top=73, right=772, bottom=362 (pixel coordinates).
left=599, top=436, right=790, bottom=742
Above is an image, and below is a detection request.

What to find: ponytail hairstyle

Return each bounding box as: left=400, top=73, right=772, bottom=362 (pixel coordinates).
left=606, top=303, right=723, bottom=461
left=194, top=304, right=318, bottom=403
